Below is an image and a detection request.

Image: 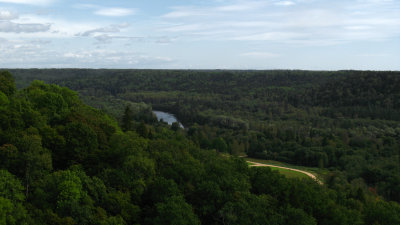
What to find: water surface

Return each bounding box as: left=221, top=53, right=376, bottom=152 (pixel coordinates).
left=153, top=110, right=184, bottom=128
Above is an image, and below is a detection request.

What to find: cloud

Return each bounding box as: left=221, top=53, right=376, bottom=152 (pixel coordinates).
left=29, top=39, right=51, bottom=45
left=160, top=0, right=400, bottom=45
left=93, top=34, right=144, bottom=44
left=241, top=52, right=280, bottom=58
left=344, top=25, right=372, bottom=30
left=73, top=4, right=137, bottom=17
left=0, top=0, right=55, bottom=6
left=76, top=23, right=130, bottom=37
left=357, top=53, right=389, bottom=57
left=162, top=6, right=212, bottom=19
left=91, top=34, right=173, bottom=45
left=94, top=8, right=135, bottom=17
left=154, top=36, right=175, bottom=44
left=0, top=21, right=50, bottom=33
left=0, top=10, right=54, bottom=35
left=76, top=23, right=156, bottom=44
left=216, top=1, right=269, bottom=12
left=73, top=3, right=98, bottom=10
left=233, top=32, right=308, bottom=41
left=61, top=50, right=173, bottom=67
left=0, top=38, right=174, bottom=68
left=0, top=11, right=18, bottom=20
left=274, top=1, right=295, bottom=6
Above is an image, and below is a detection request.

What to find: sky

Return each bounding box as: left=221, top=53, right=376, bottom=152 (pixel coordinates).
left=0, top=0, right=399, bottom=70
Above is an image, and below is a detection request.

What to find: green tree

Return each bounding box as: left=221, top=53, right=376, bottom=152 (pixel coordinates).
left=285, top=207, right=317, bottom=225
left=0, top=170, right=27, bottom=225
left=121, top=105, right=133, bottom=131
left=218, top=194, right=283, bottom=225
left=146, top=177, right=180, bottom=203
left=0, top=71, right=16, bottom=96
left=364, top=200, right=400, bottom=225
left=63, top=122, right=98, bottom=166
left=0, top=91, right=9, bottom=108
left=15, top=133, right=52, bottom=197
left=153, top=196, right=200, bottom=225
left=136, top=121, right=148, bottom=138
left=102, top=191, right=139, bottom=224
left=0, top=144, right=18, bottom=170
left=122, top=155, right=155, bottom=198
left=171, top=122, right=180, bottom=131
left=0, top=197, right=14, bottom=225
left=212, top=137, right=228, bottom=152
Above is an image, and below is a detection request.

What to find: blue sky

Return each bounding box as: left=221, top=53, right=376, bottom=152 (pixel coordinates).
left=0, top=0, right=399, bottom=70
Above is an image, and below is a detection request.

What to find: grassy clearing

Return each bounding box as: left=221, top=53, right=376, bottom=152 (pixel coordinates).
left=268, top=167, right=310, bottom=179
left=247, top=161, right=256, bottom=166
left=244, top=157, right=327, bottom=181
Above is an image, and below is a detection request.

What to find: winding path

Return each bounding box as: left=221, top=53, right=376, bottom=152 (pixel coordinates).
left=247, top=161, right=323, bottom=185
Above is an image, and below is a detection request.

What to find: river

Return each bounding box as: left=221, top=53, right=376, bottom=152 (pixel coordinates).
left=153, top=110, right=184, bottom=128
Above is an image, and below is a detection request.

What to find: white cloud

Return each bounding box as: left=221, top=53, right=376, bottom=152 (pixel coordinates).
left=73, top=3, right=98, bottom=10
left=74, top=4, right=137, bottom=18
left=163, top=7, right=208, bottom=18
left=76, top=23, right=130, bottom=37
left=75, top=23, right=173, bottom=44
left=0, top=11, right=18, bottom=20
left=160, top=0, right=400, bottom=45
left=241, top=52, right=280, bottom=58
left=4, top=13, right=104, bottom=38
left=0, top=0, right=55, bottom=6
left=216, top=1, right=269, bottom=12
left=93, top=34, right=145, bottom=44
left=233, top=32, right=308, bottom=41
left=60, top=50, right=173, bottom=67
left=344, top=25, right=372, bottom=30
left=357, top=53, right=389, bottom=57
left=275, top=1, right=295, bottom=6
left=94, top=8, right=135, bottom=17
left=29, top=39, right=51, bottom=45
left=0, top=21, right=50, bottom=33
left=0, top=36, right=174, bottom=68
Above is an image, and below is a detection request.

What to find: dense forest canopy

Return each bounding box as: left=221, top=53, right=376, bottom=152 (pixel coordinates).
left=1, top=69, right=400, bottom=224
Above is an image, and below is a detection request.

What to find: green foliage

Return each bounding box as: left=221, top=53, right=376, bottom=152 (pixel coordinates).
left=212, top=137, right=228, bottom=152
left=63, top=122, right=98, bottom=165
left=0, top=170, right=27, bottom=225
left=0, top=71, right=16, bottom=96
left=153, top=196, right=200, bottom=225
left=102, top=191, right=140, bottom=224
left=218, top=194, right=284, bottom=225
left=0, top=71, right=398, bottom=224
left=0, top=197, right=14, bottom=225
left=0, top=170, right=25, bottom=203
left=122, top=105, right=133, bottom=131
left=171, top=122, right=180, bottom=131
left=0, top=92, right=9, bottom=108
left=0, top=144, right=18, bottom=169
left=137, top=121, right=149, bottom=138
left=364, top=200, right=400, bottom=225
left=284, top=206, right=317, bottom=225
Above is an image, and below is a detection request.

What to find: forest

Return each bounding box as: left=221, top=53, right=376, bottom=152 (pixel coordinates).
left=1, top=69, right=400, bottom=224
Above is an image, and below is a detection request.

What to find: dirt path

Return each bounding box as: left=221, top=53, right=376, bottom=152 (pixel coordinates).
left=247, top=161, right=323, bottom=185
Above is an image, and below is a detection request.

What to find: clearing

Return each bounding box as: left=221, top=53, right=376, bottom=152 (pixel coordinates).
left=246, top=158, right=323, bottom=184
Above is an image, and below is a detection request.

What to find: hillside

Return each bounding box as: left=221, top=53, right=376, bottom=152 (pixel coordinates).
left=1, top=70, right=400, bottom=224
left=10, top=69, right=400, bottom=203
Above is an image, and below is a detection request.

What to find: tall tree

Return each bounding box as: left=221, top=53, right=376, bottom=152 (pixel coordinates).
left=0, top=71, right=16, bottom=96
left=121, top=105, right=133, bottom=131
